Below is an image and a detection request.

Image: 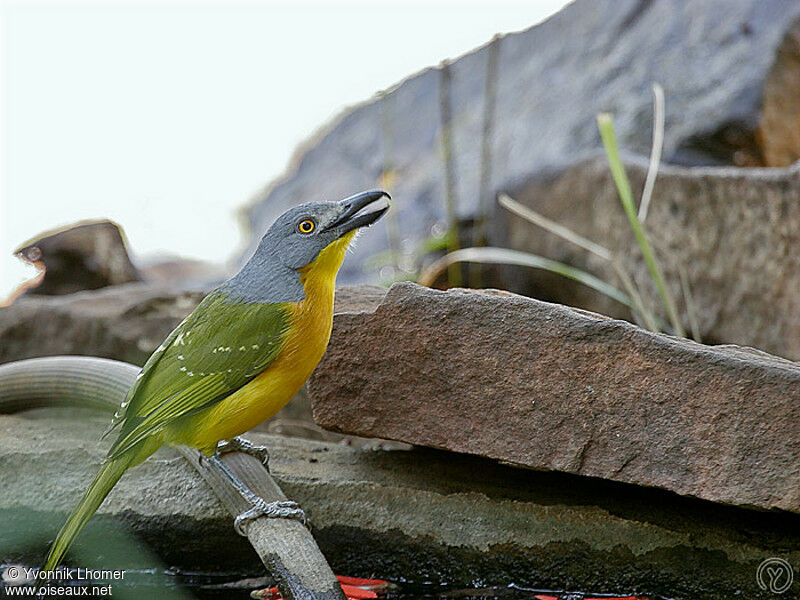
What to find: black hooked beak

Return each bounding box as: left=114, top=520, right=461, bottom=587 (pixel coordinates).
left=325, top=189, right=391, bottom=235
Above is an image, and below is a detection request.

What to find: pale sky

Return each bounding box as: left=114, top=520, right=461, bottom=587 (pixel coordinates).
left=1, top=0, right=570, bottom=296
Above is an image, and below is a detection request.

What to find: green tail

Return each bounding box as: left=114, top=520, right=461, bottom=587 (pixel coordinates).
left=41, top=456, right=131, bottom=575
left=41, top=434, right=159, bottom=577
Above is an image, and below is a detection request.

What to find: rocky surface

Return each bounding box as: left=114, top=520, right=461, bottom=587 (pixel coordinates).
left=0, top=283, right=386, bottom=367
left=1, top=409, right=798, bottom=600
left=0, top=283, right=205, bottom=367
left=137, top=255, right=227, bottom=290
left=239, top=0, right=800, bottom=283
left=759, top=16, right=800, bottom=167
left=0, top=284, right=388, bottom=440
left=14, top=220, right=142, bottom=296
left=505, top=155, right=800, bottom=360
left=309, top=282, right=800, bottom=514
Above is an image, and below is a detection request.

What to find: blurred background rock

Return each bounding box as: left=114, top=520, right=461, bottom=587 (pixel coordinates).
left=6, top=0, right=800, bottom=359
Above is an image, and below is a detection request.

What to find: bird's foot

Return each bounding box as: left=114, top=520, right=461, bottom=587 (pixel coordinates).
left=216, top=436, right=270, bottom=471
left=233, top=497, right=307, bottom=536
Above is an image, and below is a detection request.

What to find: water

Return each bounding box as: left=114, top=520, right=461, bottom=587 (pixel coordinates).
left=1, top=566, right=665, bottom=600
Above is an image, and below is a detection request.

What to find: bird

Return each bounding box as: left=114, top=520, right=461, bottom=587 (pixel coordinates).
left=40, top=189, right=390, bottom=575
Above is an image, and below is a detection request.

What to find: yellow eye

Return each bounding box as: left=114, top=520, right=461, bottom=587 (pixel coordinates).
left=297, top=218, right=316, bottom=234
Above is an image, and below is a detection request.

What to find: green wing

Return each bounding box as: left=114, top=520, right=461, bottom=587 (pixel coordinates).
left=106, top=291, right=292, bottom=458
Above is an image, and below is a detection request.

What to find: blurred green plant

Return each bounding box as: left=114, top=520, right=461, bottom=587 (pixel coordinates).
left=596, top=111, right=684, bottom=337
left=419, top=84, right=701, bottom=340
left=438, top=59, right=462, bottom=287
left=366, top=228, right=453, bottom=285
left=418, top=246, right=634, bottom=309
left=495, top=193, right=660, bottom=332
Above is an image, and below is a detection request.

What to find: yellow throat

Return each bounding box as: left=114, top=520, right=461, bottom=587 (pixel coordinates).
left=184, top=230, right=357, bottom=451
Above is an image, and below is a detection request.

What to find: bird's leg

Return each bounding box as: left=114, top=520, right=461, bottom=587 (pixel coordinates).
left=205, top=454, right=307, bottom=536
left=216, top=436, right=271, bottom=471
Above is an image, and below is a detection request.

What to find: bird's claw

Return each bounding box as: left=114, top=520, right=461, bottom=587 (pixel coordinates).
left=233, top=498, right=307, bottom=536
left=217, top=436, right=270, bottom=471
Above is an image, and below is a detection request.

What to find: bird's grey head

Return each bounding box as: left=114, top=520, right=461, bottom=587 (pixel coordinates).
left=226, top=190, right=390, bottom=302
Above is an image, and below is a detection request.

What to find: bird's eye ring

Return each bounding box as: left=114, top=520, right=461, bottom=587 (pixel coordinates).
left=297, top=218, right=316, bottom=234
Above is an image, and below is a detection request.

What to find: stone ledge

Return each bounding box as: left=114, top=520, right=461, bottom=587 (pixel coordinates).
left=309, top=282, right=800, bottom=514
left=0, top=410, right=798, bottom=599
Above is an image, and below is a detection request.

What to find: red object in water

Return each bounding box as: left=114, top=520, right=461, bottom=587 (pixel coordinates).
left=335, top=575, right=392, bottom=590
left=256, top=575, right=390, bottom=600
left=338, top=585, right=378, bottom=600
left=260, top=578, right=644, bottom=600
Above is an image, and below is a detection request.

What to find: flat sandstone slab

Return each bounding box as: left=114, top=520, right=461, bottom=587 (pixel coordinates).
left=309, top=282, right=800, bottom=514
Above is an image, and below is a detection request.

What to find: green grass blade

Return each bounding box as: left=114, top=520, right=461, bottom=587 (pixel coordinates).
left=596, top=113, right=685, bottom=337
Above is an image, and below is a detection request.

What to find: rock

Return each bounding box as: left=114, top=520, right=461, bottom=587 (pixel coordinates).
left=505, top=154, right=800, bottom=360
left=239, top=0, right=800, bottom=284
left=1, top=409, right=798, bottom=600
left=331, top=284, right=387, bottom=314
left=0, top=283, right=205, bottom=367
left=759, top=16, right=800, bottom=167
left=137, top=255, right=227, bottom=289
left=14, top=220, right=142, bottom=296
left=308, top=282, right=800, bottom=515
left=0, top=284, right=388, bottom=442
left=0, top=283, right=386, bottom=367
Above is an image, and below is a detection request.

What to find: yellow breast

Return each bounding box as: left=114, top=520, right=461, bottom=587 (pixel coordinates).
left=184, top=231, right=356, bottom=452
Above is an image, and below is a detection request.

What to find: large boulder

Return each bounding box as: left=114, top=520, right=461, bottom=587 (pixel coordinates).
left=504, top=155, right=800, bottom=360
left=308, top=283, right=800, bottom=514
left=1, top=410, right=797, bottom=600
left=239, top=0, right=800, bottom=283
